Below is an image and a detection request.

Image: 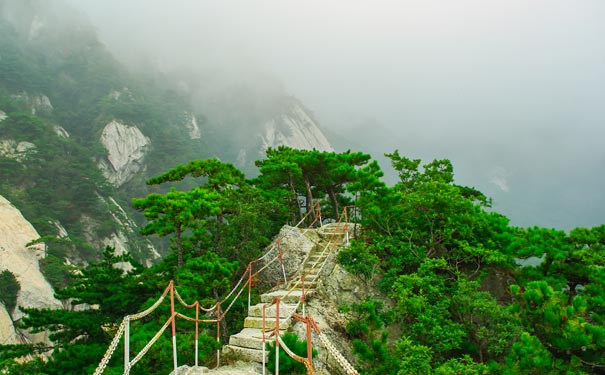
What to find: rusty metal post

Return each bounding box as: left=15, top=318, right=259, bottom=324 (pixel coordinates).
left=195, top=301, right=199, bottom=367
left=170, top=281, right=178, bottom=375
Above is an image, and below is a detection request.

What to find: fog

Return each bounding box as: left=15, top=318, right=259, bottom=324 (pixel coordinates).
left=67, top=0, right=605, bottom=230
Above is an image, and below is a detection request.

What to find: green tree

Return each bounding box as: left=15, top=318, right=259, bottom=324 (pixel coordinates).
left=0, top=270, right=20, bottom=314
left=267, top=333, right=317, bottom=375
left=133, top=187, right=221, bottom=267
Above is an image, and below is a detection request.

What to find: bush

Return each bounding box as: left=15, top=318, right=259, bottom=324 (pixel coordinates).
left=0, top=270, right=20, bottom=314
left=267, top=332, right=316, bottom=375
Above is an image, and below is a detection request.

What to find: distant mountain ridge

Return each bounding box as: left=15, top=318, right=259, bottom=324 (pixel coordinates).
left=0, top=0, right=336, bottom=319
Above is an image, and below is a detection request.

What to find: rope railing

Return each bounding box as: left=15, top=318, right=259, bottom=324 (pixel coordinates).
left=93, top=202, right=355, bottom=375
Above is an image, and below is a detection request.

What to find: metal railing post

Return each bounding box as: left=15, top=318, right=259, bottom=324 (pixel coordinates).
left=124, top=316, right=130, bottom=375
left=170, top=281, right=178, bottom=375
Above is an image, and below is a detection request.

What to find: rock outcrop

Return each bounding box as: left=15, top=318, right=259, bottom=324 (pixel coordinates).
left=53, top=125, right=69, bottom=138
left=0, top=195, right=62, bottom=344
left=98, top=120, right=150, bottom=187
left=184, top=112, right=201, bottom=140
left=260, top=102, right=334, bottom=153
left=0, top=140, right=37, bottom=162
left=10, top=92, right=53, bottom=115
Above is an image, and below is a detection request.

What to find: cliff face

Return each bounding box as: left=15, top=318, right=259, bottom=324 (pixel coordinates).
left=98, top=120, right=150, bottom=187
left=0, top=0, right=338, bottom=272
left=233, top=97, right=335, bottom=168
left=260, top=101, right=334, bottom=153
left=0, top=195, right=62, bottom=345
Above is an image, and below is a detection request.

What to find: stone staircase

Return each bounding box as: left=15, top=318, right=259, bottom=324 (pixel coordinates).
left=223, top=223, right=353, bottom=362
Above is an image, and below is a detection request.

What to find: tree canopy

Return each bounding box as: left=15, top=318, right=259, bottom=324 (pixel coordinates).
left=4, top=149, right=605, bottom=375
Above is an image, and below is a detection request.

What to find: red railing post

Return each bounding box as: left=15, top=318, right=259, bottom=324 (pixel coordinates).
left=195, top=301, right=199, bottom=367
left=216, top=302, right=221, bottom=368
left=169, top=281, right=178, bottom=375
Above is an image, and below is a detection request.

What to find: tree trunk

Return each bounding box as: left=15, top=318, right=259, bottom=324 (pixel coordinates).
left=304, top=178, right=313, bottom=224
left=175, top=226, right=183, bottom=268
left=327, top=186, right=339, bottom=219
left=289, top=175, right=303, bottom=222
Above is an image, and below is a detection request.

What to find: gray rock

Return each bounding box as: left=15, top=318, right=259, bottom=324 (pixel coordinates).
left=98, top=120, right=150, bottom=187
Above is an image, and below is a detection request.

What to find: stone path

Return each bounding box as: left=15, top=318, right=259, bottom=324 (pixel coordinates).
left=222, top=223, right=347, bottom=363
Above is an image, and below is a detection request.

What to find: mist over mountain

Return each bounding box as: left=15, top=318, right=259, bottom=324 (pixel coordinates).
left=61, top=0, right=605, bottom=230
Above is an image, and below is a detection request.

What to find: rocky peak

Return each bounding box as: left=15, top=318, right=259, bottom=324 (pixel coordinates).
left=260, top=100, right=333, bottom=153
left=98, top=120, right=150, bottom=187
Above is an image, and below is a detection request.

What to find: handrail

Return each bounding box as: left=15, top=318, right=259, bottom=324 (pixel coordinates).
left=93, top=203, right=355, bottom=375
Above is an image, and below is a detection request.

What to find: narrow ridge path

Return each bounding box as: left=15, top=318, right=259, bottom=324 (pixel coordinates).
left=222, top=223, right=350, bottom=363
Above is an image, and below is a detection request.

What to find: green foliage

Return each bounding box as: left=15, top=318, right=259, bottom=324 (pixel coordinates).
left=0, top=270, right=20, bottom=314
left=337, top=240, right=380, bottom=281
left=255, top=146, right=378, bottom=222
left=38, top=254, right=74, bottom=290
left=267, top=333, right=316, bottom=375
left=3, top=131, right=605, bottom=375
left=433, top=355, right=490, bottom=375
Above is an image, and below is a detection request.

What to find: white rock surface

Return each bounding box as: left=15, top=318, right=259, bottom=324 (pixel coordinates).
left=102, top=232, right=133, bottom=272
left=0, top=303, right=16, bottom=345
left=0, top=140, right=37, bottom=161
left=103, top=196, right=161, bottom=265
left=98, top=120, right=150, bottom=187
left=184, top=112, right=201, bottom=139
left=0, top=195, right=62, bottom=344
left=53, top=125, right=70, bottom=138
left=0, top=110, right=7, bottom=122
left=28, top=14, right=44, bottom=41
left=260, top=103, right=333, bottom=152
left=11, top=93, right=53, bottom=115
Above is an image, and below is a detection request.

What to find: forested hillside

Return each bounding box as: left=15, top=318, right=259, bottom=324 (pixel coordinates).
left=0, top=146, right=603, bottom=374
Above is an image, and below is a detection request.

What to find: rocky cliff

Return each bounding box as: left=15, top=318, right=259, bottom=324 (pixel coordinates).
left=260, top=102, right=333, bottom=153
left=0, top=195, right=62, bottom=345
left=98, top=120, right=150, bottom=187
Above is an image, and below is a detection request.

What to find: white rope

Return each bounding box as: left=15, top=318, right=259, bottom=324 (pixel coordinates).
left=175, top=312, right=217, bottom=324
left=174, top=287, right=216, bottom=313
left=276, top=335, right=305, bottom=362
left=318, top=332, right=359, bottom=375
left=92, top=320, right=125, bottom=375
left=128, top=316, right=173, bottom=369
left=129, top=286, right=170, bottom=321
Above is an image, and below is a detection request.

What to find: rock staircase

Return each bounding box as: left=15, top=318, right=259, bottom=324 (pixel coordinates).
left=223, top=223, right=353, bottom=363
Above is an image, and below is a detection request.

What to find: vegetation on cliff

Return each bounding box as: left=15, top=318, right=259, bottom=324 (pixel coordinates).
left=1, top=149, right=603, bottom=375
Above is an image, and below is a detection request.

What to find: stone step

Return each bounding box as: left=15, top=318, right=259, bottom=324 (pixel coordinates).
left=228, top=328, right=275, bottom=350
left=299, top=273, right=319, bottom=280
left=222, top=344, right=268, bottom=363
left=244, top=316, right=291, bottom=330
left=248, top=302, right=298, bottom=318
left=260, top=290, right=303, bottom=304
left=289, top=279, right=317, bottom=289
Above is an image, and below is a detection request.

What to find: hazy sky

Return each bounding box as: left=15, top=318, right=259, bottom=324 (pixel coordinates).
left=67, top=0, right=605, bottom=229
